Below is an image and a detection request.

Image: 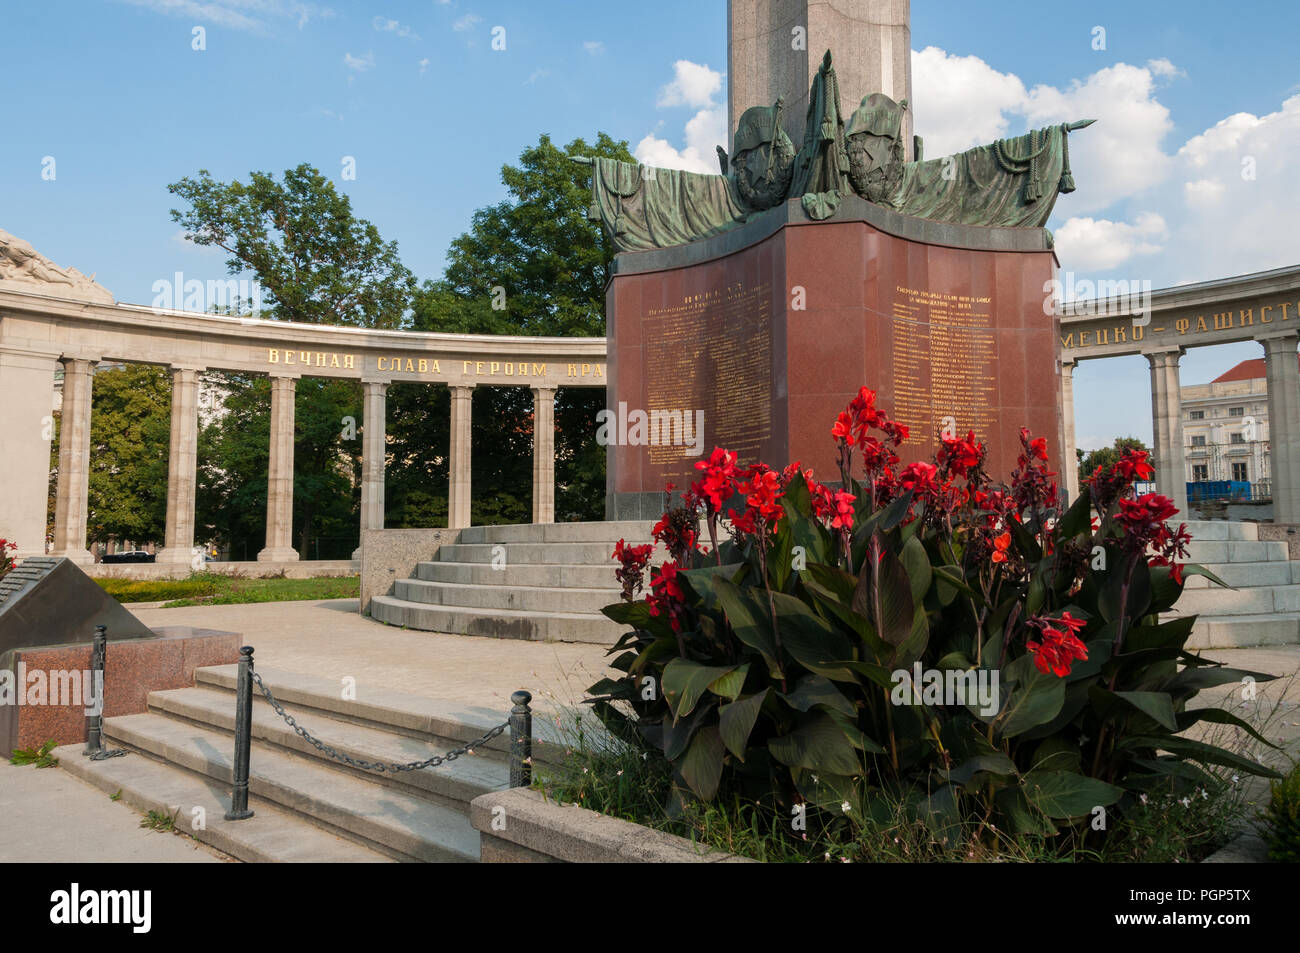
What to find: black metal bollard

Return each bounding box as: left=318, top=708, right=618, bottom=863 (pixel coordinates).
left=83, top=625, right=107, bottom=757
left=224, top=646, right=255, bottom=820
left=508, top=690, right=532, bottom=788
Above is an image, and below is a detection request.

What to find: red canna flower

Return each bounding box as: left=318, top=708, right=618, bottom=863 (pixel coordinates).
left=990, top=531, right=1011, bottom=564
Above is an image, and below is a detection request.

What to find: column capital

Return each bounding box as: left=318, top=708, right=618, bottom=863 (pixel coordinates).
left=267, top=370, right=302, bottom=381
left=449, top=383, right=476, bottom=395
left=1259, top=328, right=1300, bottom=348
left=169, top=363, right=207, bottom=374
left=1142, top=346, right=1184, bottom=365
left=530, top=385, right=558, bottom=397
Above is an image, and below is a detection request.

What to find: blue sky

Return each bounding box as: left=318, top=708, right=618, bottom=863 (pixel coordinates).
left=3, top=0, right=1299, bottom=450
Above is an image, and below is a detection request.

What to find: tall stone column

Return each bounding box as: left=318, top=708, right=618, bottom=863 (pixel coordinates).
left=1262, top=331, right=1300, bottom=523
left=258, top=374, right=299, bottom=561
left=157, top=366, right=203, bottom=567
left=1061, top=358, right=1079, bottom=504
left=448, top=385, right=474, bottom=529
left=0, top=347, right=59, bottom=559
left=1146, top=347, right=1188, bottom=516
left=355, top=380, right=389, bottom=557
left=51, top=358, right=95, bottom=565
left=532, top=386, right=556, bottom=524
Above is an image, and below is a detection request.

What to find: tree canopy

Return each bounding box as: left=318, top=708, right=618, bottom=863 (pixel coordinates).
left=1078, top=436, right=1151, bottom=485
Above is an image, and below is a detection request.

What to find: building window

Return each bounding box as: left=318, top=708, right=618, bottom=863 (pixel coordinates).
left=1230, top=432, right=1246, bottom=444
left=1189, top=410, right=1205, bottom=420
left=1232, top=462, right=1248, bottom=481
left=1229, top=406, right=1244, bottom=417
left=1191, top=435, right=1206, bottom=447
left=1192, top=465, right=1209, bottom=481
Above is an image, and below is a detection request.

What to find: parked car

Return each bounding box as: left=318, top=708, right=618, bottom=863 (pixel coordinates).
left=100, top=550, right=155, bottom=564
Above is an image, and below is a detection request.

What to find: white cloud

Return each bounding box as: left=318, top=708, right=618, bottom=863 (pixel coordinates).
left=453, top=13, right=481, bottom=32
left=635, top=60, right=728, bottom=174
left=584, top=40, right=605, bottom=55
left=418, top=57, right=430, bottom=75
left=525, top=68, right=549, bottom=86
left=344, top=51, right=374, bottom=72
left=911, top=49, right=1176, bottom=214
left=656, top=60, right=724, bottom=109
left=372, top=16, right=418, bottom=40
left=1146, top=57, right=1184, bottom=81
left=118, top=0, right=333, bottom=33
left=1053, top=212, right=1168, bottom=273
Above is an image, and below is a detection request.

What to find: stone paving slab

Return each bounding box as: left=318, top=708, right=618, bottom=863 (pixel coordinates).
left=0, top=759, right=228, bottom=863
left=129, top=599, right=615, bottom=717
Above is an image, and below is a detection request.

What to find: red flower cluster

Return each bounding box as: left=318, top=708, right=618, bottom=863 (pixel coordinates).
left=646, top=560, right=689, bottom=632
left=651, top=509, right=698, bottom=563
left=691, top=447, right=740, bottom=514
left=1115, top=493, right=1179, bottom=552
left=990, top=531, right=1011, bottom=564
left=808, top=473, right=856, bottom=531
left=612, top=538, right=654, bottom=602
left=727, top=465, right=787, bottom=536
left=1010, top=427, right=1059, bottom=514
left=1086, top=446, right=1154, bottom=512
left=1025, top=611, right=1089, bottom=677
left=937, top=429, right=985, bottom=479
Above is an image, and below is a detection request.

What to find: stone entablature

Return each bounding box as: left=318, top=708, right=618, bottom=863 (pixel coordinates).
left=0, top=288, right=606, bottom=389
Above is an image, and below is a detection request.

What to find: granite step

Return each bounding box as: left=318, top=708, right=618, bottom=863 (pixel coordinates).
left=56, top=742, right=391, bottom=863
left=435, top=540, right=648, bottom=565
left=194, top=664, right=569, bottom=766
left=1188, top=613, right=1300, bottom=649
left=415, top=559, right=627, bottom=589
left=394, top=578, right=620, bottom=614
left=1172, top=584, right=1300, bottom=617
left=103, top=712, right=482, bottom=862
left=456, top=520, right=656, bottom=544
left=370, top=595, right=623, bottom=645
left=1181, top=521, right=1260, bottom=542
left=1182, top=561, right=1300, bottom=589
left=1182, top=539, right=1289, bottom=564
left=148, top=685, right=510, bottom=811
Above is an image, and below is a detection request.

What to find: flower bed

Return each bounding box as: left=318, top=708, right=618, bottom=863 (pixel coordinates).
left=583, top=386, right=1280, bottom=859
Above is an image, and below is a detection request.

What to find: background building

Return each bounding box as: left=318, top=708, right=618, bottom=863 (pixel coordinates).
left=1180, top=357, right=1284, bottom=502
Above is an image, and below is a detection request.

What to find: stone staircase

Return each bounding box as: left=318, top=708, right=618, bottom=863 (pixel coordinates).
left=58, top=664, right=554, bottom=862
left=370, top=521, right=658, bottom=645
left=1174, top=520, right=1300, bottom=648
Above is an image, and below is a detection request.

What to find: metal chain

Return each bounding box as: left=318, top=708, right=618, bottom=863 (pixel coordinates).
left=250, top=671, right=507, bottom=773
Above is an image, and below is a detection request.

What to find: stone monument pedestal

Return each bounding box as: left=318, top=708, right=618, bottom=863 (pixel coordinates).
left=606, top=194, right=1064, bottom=519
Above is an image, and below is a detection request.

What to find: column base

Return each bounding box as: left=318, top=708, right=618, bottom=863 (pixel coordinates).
left=256, top=547, right=300, bottom=562
left=50, top=549, right=94, bottom=567
left=155, top=548, right=199, bottom=568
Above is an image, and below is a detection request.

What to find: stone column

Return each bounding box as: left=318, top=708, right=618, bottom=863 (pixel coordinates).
left=51, top=358, right=95, bottom=565
left=157, top=366, right=202, bottom=567
left=1146, top=348, right=1188, bottom=516
left=448, top=385, right=474, bottom=529
left=532, top=386, right=556, bottom=524
left=258, top=375, right=299, bottom=561
left=1061, top=358, right=1079, bottom=504
left=0, top=347, right=59, bottom=559
left=354, top=380, right=389, bottom=558
left=1262, top=331, right=1300, bottom=523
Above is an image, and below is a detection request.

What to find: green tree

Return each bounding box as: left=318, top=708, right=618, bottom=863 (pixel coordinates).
left=168, top=163, right=416, bottom=328
left=83, top=364, right=172, bottom=548
left=1078, top=436, right=1151, bottom=486
left=388, top=133, right=633, bottom=524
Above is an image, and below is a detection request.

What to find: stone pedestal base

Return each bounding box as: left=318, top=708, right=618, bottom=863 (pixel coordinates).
left=606, top=195, right=1063, bottom=503
left=256, top=547, right=300, bottom=562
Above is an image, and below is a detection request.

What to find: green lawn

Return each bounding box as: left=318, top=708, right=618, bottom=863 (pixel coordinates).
left=96, top=572, right=358, bottom=607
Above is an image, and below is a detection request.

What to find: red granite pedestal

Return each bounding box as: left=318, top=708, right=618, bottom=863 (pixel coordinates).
left=606, top=194, right=1064, bottom=518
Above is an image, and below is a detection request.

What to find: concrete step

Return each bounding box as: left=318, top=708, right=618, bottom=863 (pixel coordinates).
left=415, top=560, right=627, bottom=589
left=55, top=743, right=391, bottom=863
left=1187, top=613, right=1300, bottom=649
left=394, top=578, right=620, bottom=614
left=194, top=664, right=568, bottom=766
left=1182, top=521, right=1260, bottom=541
left=456, top=521, right=656, bottom=544
left=148, top=685, right=509, bottom=811
left=103, top=712, right=481, bottom=862
left=1183, top=540, right=1289, bottom=564
left=1182, top=561, right=1300, bottom=589
left=370, top=595, right=623, bottom=645
left=436, top=540, right=648, bottom=565
left=1172, top=584, right=1300, bottom=617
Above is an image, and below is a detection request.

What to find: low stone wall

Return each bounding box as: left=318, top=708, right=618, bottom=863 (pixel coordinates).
left=0, top=625, right=240, bottom=757
left=360, top=528, right=456, bottom=614
left=1257, top=523, right=1300, bottom=559
left=85, top=560, right=357, bottom=581
left=469, top=787, right=752, bottom=863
